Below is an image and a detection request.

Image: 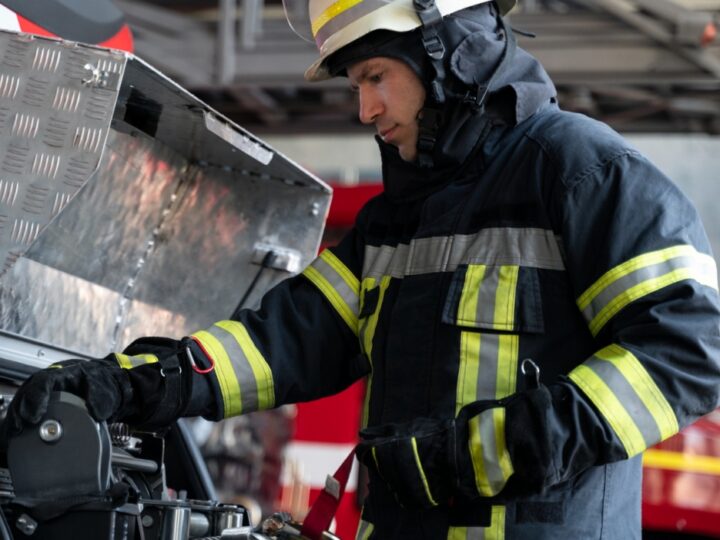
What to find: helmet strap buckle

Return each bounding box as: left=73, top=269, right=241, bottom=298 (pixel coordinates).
left=413, top=0, right=443, bottom=26
left=416, top=105, right=443, bottom=168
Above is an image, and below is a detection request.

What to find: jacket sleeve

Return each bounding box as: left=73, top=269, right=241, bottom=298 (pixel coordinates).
left=189, top=227, right=369, bottom=420
left=497, top=149, right=720, bottom=496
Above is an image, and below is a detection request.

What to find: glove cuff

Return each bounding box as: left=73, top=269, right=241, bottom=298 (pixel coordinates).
left=504, top=386, right=555, bottom=495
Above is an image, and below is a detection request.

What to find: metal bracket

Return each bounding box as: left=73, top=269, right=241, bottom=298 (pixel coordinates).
left=82, top=63, right=121, bottom=90
left=252, top=243, right=302, bottom=274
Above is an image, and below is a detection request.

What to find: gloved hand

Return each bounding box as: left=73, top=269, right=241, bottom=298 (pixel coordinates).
left=356, top=386, right=554, bottom=509
left=356, top=416, right=457, bottom=509
left=5, top=337, right=217, bottom=435
left=6, top=357, right=132, bottom=434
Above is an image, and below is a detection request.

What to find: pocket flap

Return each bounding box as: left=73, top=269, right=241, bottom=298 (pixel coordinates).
left=442, top=264, right=544, bottom=333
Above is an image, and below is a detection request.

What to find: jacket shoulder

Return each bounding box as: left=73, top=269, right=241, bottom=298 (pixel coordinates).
left=522, top=109, right=641, bottom=188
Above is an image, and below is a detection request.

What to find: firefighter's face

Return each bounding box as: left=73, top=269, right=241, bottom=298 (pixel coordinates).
left=348, top=57, right=426, bottom=162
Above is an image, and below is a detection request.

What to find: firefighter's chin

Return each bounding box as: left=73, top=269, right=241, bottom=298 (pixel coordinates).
left=397, top=140, right=418, bottom=162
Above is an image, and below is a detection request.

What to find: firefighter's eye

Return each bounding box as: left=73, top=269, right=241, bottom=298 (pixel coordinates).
left=368, top=72, right=383, bottom=83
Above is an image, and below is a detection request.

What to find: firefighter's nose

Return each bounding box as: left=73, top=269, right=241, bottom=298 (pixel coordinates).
left=358, top=88, right=382, bottom=125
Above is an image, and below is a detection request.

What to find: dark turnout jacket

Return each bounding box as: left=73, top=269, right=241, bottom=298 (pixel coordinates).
left=125, top=23, right=720, bottom=539
left=183, top=105, right=720, bottom=539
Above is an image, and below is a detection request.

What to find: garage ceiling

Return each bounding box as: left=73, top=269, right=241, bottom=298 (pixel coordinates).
left=115, top=0, right=720, bottom=134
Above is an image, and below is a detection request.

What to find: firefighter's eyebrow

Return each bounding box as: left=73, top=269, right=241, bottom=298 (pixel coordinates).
left=349, top=62, right=378, bottom=90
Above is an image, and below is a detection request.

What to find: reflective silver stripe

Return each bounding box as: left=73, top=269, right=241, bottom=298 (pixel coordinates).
left=355, top=519, right=373, bottom=540
left=476, top=334, right=500, bottom=401
left=364, top=243, right=410, bottom=280
left=473, top=268, right=501, bottom=327
left=579, top=247, right=718, bottom=336
left=569, top=344, right=678, bottom=457
left=114, top=353, right=159, bottom=369
left=477, top=409, right=506, bottom=492
left=314, top=0, right=386, bottom=48
left=363, top=228, right=564, bottom=279
left=304, top=250, right=360, bottom=334
left=584, top=356, right=661, bottom=448
left=407, top=236, right=454, bottom=274
left=468, top=528, right=484, bottom=540
left=467, top=408, right=513, bottom=497
left=204, top=323, right=263, bottom=414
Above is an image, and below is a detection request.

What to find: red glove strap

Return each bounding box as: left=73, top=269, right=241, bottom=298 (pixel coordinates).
left=189, top=337, right=216, bottom=375
left=301, top=449, right=355, bottom=540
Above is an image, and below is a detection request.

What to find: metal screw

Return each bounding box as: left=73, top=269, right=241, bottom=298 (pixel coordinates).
left=310, top=202, right=321, bottom=216
left=82, top=63, right=108, bottom=87
left=38, top=419, right=63, bottom=443
left=141, top=515, right=154, bottom=528
left=16, top=514, right=37, bottom=535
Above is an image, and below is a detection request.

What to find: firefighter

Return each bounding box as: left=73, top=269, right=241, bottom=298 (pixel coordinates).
left=7, top=0, right=720, bottom=538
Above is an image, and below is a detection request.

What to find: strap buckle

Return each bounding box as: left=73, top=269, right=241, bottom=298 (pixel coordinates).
left=421, top=34, right=445, bottom=60
left=413, top=0, right=443, bottom=27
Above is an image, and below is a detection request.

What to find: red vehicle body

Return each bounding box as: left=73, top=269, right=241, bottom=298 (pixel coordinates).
left=0, top=1, right=133, bottom=53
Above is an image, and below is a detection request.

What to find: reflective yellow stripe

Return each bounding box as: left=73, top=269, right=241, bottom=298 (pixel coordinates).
left=468, top=414, right=491, bottom=495
left=192, top=329, right=242, bottom=417
left=324, top=249, right=360, bottom=293
left=569, top=364, right=646, bottom=457
left=493, top=408, right=513, bottom=483
left=468, top=409, right=513, bottom=496
left=578, top=245, right=718, bottom=336
left=360, top=276, right=391, bottom=355
left=360, top=276, right=391, bottom=428
left=371, top=446, right=380, bottom=472
left=487, top=506, right=506, bottom=540
left=304, top=264, right=357, bottom=332
left=458, top=265, right=486, bottom=324
left=410, top=437, right=439, bottom=507
left=569, top=344, right=678, bottom=457
left=446, top=505, right=505, bottom=539
left=596, top=345, right=678, bottom=441
left=456, top=331, right=482, bottom=415
left=303, top=250, right=359, bottom=336
left=496, top=334, right=518, bottom=399
left=216, top=320, right=275, bottom=411
left=644, top=449, right=720, bottom=476
left=590, top=267, right=706, bottom=335
left=355, top=519, right=374, bottom=540
left=311, top=0, right=363, bottom=36
left=457, top=265, right=518, bottom=496
left=114, top=354, right=132, bottom=369
left=493, top=266, right=519, bottom=331
left=114, top=353, right=159, bottom=369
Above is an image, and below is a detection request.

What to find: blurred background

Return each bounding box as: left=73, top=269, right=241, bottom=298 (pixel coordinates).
left=2, top=1, right=719, bottom=538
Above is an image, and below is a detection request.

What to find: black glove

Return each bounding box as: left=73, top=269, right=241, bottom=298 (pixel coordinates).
left=5, top=337, right=217, bottom=435
left=6, top=357, right=132, bottom=434
left=356, top=386, right=554, bottom=509
left=356, top=417, right=457, bottom=509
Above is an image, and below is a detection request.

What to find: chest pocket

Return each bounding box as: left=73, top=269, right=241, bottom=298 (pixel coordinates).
left=442, top=264, right=544, bottom=334
left=443, top=264, right=544, bottom=414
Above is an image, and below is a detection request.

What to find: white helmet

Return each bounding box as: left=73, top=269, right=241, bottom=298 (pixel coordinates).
left=284, top=0, right=518, bottom=81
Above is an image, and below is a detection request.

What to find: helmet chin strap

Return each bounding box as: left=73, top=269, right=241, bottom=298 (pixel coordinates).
left=413, top=0, right=447, bottom=168
left=412, top=0, right=517, bottom=168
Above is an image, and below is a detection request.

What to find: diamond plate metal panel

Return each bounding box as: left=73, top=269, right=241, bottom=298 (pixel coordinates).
left=0, top=31, right=125, bottom=274
left=0, top=31, right=330, bottom=360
